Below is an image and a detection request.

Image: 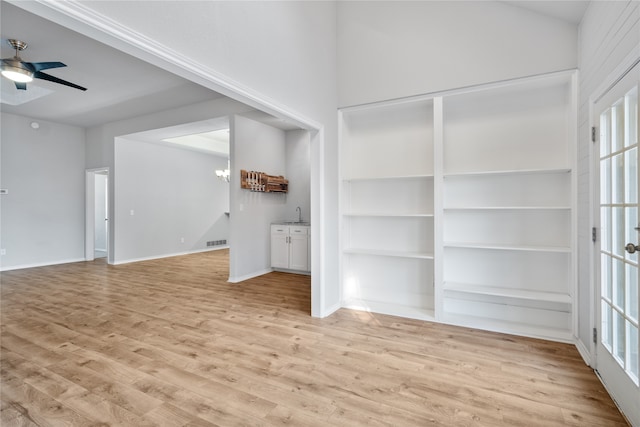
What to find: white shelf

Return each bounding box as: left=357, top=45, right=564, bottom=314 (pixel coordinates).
left=441, top=312, right=574, bottom=343
left=343, top=248, right=434, bottom=259
left=342, top=298, right=435, bottom=322
left=444, top=242, right=571, bottom=253
left=443, top=206, right=570, bottom=211
left=444, top=168, right=571, bottom=178
left=343, top=174, right=434, bottom=182
left=340, top=70, right=576, bottom=344
left=443, top=282, right=571, bottom=304
left=344, top=212, right=434, bottom=217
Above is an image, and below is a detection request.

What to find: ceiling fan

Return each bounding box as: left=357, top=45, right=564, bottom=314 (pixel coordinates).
left=1, top=39, right=87, bottom=91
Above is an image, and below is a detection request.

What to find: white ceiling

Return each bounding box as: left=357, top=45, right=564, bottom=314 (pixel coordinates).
left=0, top=1, right=226, bottom=128
left=502, top=1, right=589, bottom=25
left=124, top=117, right=231, bottom=157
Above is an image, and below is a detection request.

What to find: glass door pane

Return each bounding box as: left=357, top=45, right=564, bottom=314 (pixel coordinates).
left=599, top=85, right=640, bottom=386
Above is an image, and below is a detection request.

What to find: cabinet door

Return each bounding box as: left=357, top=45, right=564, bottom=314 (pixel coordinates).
left=271, top=226, right=289, bottom=269
left=289, top=228, right=309, bottom=271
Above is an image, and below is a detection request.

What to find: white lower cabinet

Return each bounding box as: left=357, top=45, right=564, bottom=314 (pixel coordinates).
left=271, top=224, right=310, bottom=273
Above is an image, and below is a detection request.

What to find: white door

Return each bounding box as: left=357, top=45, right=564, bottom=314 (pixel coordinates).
left=596, top=64, right=640, bottom=425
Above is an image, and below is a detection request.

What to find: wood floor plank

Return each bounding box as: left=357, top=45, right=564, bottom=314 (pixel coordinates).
left=1, top=250, right=629, bottom=426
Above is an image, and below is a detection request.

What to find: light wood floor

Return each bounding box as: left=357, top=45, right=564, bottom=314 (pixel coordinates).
left=0, top=250, right=628, bottom=426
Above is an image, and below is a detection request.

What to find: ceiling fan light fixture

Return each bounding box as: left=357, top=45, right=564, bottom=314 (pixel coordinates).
left=1, top=66, right=33, bottom=83
left=1, top=57, right=34, bottom=83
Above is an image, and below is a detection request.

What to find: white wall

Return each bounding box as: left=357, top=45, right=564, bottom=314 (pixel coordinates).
left=229, top=115, right=288, bottom=282
left=337, top=1, right=579, bottom=107
left=35, top=0, right=340, bottom=317
left=114, top=137, right=229, bottom=263
left=577, top=1, right=640, bottom=357
left=0, top=113, right=86, bottom=270
left=285, top=130, right=311, bottom=223
left=86, top=97, right=254, bottom=262
left=94, top=173, right=107, bottom=253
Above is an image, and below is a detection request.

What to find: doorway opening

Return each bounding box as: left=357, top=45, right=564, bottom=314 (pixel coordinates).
left=85, top=168, right=110, bottom=263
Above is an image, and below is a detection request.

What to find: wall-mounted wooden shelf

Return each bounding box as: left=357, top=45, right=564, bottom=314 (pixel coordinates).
left=240, top=169, right=288, bottom=193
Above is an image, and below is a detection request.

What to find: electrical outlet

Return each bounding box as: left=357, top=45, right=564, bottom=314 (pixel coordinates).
left=0, top=249, right=6, bottom=255
left=180, top=237, right=185, bottom=244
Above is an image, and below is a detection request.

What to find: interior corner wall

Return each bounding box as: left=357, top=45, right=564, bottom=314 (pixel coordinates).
left=337, top=0, right=579, bottom=107
left=0, top=113, right=86, bottom=270
left=114, top=137, right=229, bottom=263
left=229, top=115, right=288, bottom=282
left=285, top=129, right=311, bottom=223
left=577, top=2, right=640, bottom=356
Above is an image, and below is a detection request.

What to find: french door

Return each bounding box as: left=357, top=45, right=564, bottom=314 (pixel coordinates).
left=596, top=64, right=640, bottom=426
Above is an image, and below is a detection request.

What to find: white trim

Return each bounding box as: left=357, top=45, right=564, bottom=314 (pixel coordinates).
left=433, top=96, right=444, bottom=322
left=575, top=337, right=593, bottom=367
left=0, top=258, right=86, bottom=272
left=311, top=127, right=325, bottom=318
left=228, top=268, right=273, bottom=284
left=272, top=268, right=311, bottom=276
left=322, top=301, right=342, bottom=318
left=113, top=246, right=228, bottom=266
left=569, top=71, right=579, bottom=343
left=588, top=84, right=599, bottom=364
left=590, top=47, right=640, bottom=106
left=85, top=167, right=110, bottom=263
left=339, top=69, right=577, bottom=111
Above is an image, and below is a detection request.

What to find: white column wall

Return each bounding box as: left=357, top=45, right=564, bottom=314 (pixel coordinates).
left=229, top=115, right=288, bottom=282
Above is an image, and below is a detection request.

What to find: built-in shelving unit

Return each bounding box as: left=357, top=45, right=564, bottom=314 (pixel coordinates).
left=440, top=72, right=576, bottom=342
left=340, top=98, right=436, bottom=320
left=339, top=70, right=577, bottom=342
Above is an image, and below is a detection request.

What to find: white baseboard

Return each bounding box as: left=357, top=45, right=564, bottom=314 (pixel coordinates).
left=320, top=301, right=342, bottom=318
left=273, top=267, right=311, bottom=276
left=228, top=268, right=273, bottom=283
left=0, top=257, right=86, bottom=272
left=112, top=246, right=229, bottom=265
left=575, top=337, right=593, bottom=367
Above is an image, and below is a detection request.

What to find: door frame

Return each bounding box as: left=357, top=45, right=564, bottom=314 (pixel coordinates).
left=590, top=51, right=640, bottom=361
left=85, top=167, right=110, bottom=263
left=590, top=51, right=640, bottom=426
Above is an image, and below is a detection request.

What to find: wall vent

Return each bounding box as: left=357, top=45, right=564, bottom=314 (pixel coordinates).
left=206, top=240, right=227, bottom=247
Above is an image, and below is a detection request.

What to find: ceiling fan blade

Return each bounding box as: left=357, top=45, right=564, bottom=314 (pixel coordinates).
left=28, top=61, right=67, bottom=72
left=34, top=71, right=86, bottom=91
left=14, top=81, right=27, bottom=90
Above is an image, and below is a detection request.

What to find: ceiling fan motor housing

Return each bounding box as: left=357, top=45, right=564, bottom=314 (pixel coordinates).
left=8, top=39, right=28, bottom=52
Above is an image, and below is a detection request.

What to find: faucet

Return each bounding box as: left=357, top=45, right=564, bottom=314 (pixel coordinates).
left=296, top=206, right=302, bottom=223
